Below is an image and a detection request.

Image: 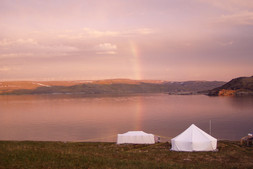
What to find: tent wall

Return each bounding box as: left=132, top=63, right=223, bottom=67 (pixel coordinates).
left=117, top=132, right=155, bottom=144
left=171, top=140, right=217, bottom=151
left=171, top=124, right=217, bottom=152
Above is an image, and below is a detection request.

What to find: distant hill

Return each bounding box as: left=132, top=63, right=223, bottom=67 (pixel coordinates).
left=0, top=81, right=89, bottom=94
left=208, top=76, right=253, bottom=96
left=0, top=79, right=225, bottom=95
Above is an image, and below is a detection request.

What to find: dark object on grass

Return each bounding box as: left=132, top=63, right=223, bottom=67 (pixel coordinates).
left=240, top=134, right=253, bottom=146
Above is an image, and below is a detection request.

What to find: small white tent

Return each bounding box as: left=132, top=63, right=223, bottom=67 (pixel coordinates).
left=117, top=131, right=155, bottom=144
left=171, top=124, right=217, bottom=152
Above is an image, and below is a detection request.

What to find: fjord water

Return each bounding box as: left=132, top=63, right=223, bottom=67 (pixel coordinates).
left=0, top=94, right=252, bottom=141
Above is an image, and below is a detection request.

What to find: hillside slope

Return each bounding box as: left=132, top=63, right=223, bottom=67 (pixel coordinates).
left=0, top=79, right=225, bottom=95
left=208, top=76, right=253, bottom=96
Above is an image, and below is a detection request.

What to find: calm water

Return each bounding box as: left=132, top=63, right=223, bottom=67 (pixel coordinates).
left=0, top=94, right=252, bottom=141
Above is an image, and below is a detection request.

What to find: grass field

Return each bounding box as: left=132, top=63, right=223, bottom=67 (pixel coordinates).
left=0, top=141, right=252, bottom=169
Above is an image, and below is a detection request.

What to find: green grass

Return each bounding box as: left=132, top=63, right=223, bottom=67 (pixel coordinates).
left=0, top=141, right=252, bottom=169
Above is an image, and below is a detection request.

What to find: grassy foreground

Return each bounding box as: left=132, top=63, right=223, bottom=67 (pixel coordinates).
left=0, top=141, right=252, bottom=169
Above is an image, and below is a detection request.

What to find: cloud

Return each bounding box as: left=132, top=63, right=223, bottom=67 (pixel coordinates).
left=83, top=28, right=120, bottom=38
left=217, top=11, right=253, bottom=25
left=0, top=38, right=38, bottom=47
left=96, top=51, right=117, bottom=55
left=0, top=66, right=11, bottom=72
left=218, top=41, right=234, bottom=46
left=0, top=45, right=79, bottom=59
left=81, top=28, right=153, bottom=38
left=197, top=0, right=253, bottom=11
left=95, top=43, right=117, bottom=55
left=57, top=33, right=84, bottom=40
left=97, top=43, right=117, bottom=50
left=197, top=0, right=253, bottom=25
left=0, top=37, right=79, bottom=59
left=0, top=53, right=33, bottom=59
left=135, top=28, right=153, bottom=35
left=57, top=29, right=120, bottom=40
left=40, top=45, right=79, bottom=53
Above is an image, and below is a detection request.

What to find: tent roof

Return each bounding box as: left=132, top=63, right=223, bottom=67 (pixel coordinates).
left=172, top=124, right=216, bottom=142
left=119, top=131, right=153, bottom=136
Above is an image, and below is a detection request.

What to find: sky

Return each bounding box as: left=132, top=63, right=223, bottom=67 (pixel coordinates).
left=0, top=0, right=253, bottom=81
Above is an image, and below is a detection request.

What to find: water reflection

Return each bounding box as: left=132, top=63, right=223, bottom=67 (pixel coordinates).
left=0, top=94, right=252, bottom=141
left=226, top=96, right=253, bottom=108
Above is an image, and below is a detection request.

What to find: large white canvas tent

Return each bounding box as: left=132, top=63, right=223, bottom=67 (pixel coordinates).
left=171, top=124, right=217, bottom=152
left=117, top=131, right=155, bottom=144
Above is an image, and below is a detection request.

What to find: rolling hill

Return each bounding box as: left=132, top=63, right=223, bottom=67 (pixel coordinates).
left=208, top=76, right=253, bottom=96
left=0, top=79, right=225, bottom=95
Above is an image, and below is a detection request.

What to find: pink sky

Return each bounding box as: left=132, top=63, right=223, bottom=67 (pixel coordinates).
left=0, top=0, right=253, bottom=81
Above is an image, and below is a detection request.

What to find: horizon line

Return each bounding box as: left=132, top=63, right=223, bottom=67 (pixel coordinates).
left=0, top=78, right=229, bottom=82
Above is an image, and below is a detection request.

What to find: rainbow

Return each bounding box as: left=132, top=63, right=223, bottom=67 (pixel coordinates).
left=133, top=96, right=144, bottom=131
left=129, top=40, right=142, bottom=80
left=129, top=40, right=144, bottom=130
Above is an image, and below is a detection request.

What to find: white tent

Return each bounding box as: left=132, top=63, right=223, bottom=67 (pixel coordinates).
left=171, top=124, right=217, bottom=152
left=117, top=131, right=155, bottom=144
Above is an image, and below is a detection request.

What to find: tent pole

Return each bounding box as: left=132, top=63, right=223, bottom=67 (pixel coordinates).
left=209, top=120, right=212, bottom=135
